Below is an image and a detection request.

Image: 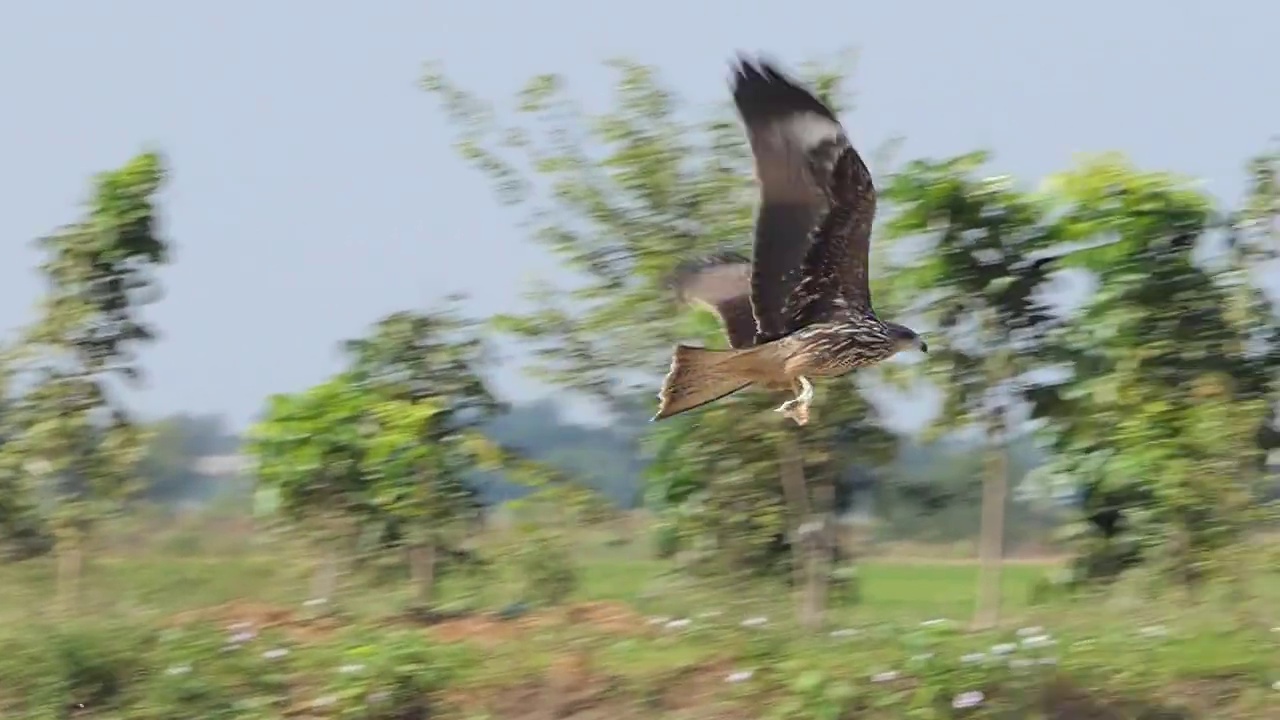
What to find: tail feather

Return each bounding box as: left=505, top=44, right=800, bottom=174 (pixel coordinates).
left=652, top=344, right=756, bottom=421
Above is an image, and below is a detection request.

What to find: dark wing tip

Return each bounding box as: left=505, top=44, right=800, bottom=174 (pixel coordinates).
left=730, top=53, right=836, bottom=124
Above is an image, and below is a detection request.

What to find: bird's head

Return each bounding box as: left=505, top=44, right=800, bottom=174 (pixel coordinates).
left=886, top=322, right=928, bottom=356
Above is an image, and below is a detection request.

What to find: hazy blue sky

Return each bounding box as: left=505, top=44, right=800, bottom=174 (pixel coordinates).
left=2, top=1, right=1275, bottom=430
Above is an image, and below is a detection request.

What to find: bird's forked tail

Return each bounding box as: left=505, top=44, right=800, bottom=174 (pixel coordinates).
left=652, top=344, right=759, bottom=421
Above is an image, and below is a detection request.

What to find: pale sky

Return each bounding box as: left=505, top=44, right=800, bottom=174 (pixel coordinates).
left=1, top=1, right=1276, bottom=430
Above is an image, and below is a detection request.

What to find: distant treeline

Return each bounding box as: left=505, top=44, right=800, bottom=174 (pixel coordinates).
left=144, top=400, right=1066, bottom=526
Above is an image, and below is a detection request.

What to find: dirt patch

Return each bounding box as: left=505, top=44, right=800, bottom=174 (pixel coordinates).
left=446, top=649, right=620, bottom=720
left=425, top=601, right=651, bottom=649
left=165, top=599, right=649, bottom=649
left=166, top=600, right=342, bottom=642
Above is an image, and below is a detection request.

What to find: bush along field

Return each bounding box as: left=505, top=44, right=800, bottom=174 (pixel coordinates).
left=0, top=517, right=1276, bottom=719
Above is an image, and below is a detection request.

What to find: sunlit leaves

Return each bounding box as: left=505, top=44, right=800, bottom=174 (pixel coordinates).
left=246, top=376, right=372, bottom=522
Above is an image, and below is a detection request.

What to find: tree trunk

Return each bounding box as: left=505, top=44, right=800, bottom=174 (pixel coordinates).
left=972, top=436, right=1008, bottom=630
left=778, top=430, right=808, bottom=594
left=408, top=540, right=437, bottom=606
left=56, top=539, right=83, bottom=617
left=800, top=477, right=835, bottom=631
left=53, top=517, right=87, bottom=618
left=309, top=516, right=350, bottom=604
left=778, top=430, right=828, bottom=631
left=310, top=543, right=339, bottom=603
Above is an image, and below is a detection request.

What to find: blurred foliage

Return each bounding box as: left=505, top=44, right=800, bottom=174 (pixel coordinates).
left=0, top=152, right=170, bottom=607
left=1035, top=157, right=1280, bottom=587
left=425, top=56, right=895, bottom=587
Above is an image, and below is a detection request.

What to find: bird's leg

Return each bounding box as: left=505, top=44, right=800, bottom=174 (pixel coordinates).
left=774, top=376, right=815, bottom=426
left=793, top=376, right=814, bottom=425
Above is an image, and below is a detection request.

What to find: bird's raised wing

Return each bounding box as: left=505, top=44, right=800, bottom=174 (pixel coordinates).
left=782, top=140, right=877, bottom=330
left=732, top=56, right=850, bottom=342
left=669, top=252, right=758, bottom=349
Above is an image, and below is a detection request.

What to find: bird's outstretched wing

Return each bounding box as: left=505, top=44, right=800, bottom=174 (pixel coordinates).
left=783, top=139, right=877, bottom=330
left=731, top=56, right=851, bottom=342
left=669, top=252, right=758, bottom=349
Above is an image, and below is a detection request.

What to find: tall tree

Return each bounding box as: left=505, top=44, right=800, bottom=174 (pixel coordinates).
left=343, top=304, right=510, bottom=603
left=881, top=152, right=1072, bottom=628
left=0, top=152, right=170, bottom=612
left=424, top=55, right=894, bottom=628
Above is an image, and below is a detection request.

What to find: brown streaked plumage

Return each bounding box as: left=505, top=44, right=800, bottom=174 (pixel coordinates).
left=653, top=55, right=927, bottom=426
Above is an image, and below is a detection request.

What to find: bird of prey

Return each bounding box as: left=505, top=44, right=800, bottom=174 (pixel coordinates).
left=653, top=56, right=927, bottom=426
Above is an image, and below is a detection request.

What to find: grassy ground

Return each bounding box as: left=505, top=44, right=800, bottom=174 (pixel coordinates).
left=0, top=521, right=1277, bottom=718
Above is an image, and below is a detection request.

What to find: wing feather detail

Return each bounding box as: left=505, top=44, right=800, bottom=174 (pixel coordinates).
left=669, top=253, right=758, bottom=349
left=783, top=143, right=878, bottom=329
left=731, top=56, right=848, bottom=343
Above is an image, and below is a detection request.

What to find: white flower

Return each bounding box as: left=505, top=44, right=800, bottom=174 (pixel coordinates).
left=664, top=618, right=691, bottom=630
left=1138, top=625, right=1168, bottom=638
left=1020, top=634, right=1055, bottom=649
left=165, top=664, right=191, bottom=676
left=909, top=653, right=934, bottom=663
left=952, top=690, right=984, bottom=709
left=741, top=616, right=768, bottom=628
left=647, top=616, right=669, bottom=626
left=339, top=663, right=365, bottom=674
left=920, top=618, right=950, bottom=628
left=228, top=631, right=256, bottom=644
left=303, top=597, right=328, bottom=608
left=1271, top=680, right=1279, bottom=691
left=262, top=648, right=289, bottom=660
left=961, top=653, right=986, bottom=664
left=725, top=670, right=754, bottom=683
left=990, top=643, right=1017, bottom=655
left=871, top=671, right=899, bottom=683
left=1016, top=626, right=1043, bottom=637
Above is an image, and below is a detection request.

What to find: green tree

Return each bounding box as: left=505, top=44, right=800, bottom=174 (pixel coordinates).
left=425, top=55, right=895, bottom=628
left=343, top=303, right=505, bottom=427
left=0, top=152, right=170, bottom=612
left=343, top=305, right=513, bottom=601
left=1038, top=156, right=1279, bottom=592
left=364, top=397, right=503, bottom=604
left=250, top=308, right=555, bottom=606
left=881, top=151, right=1073, bottom=628
left=247, top=374, right=373, bottom=602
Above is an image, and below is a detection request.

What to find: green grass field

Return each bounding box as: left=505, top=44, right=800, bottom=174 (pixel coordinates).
left=1, top=521, right=1277, bottom=718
